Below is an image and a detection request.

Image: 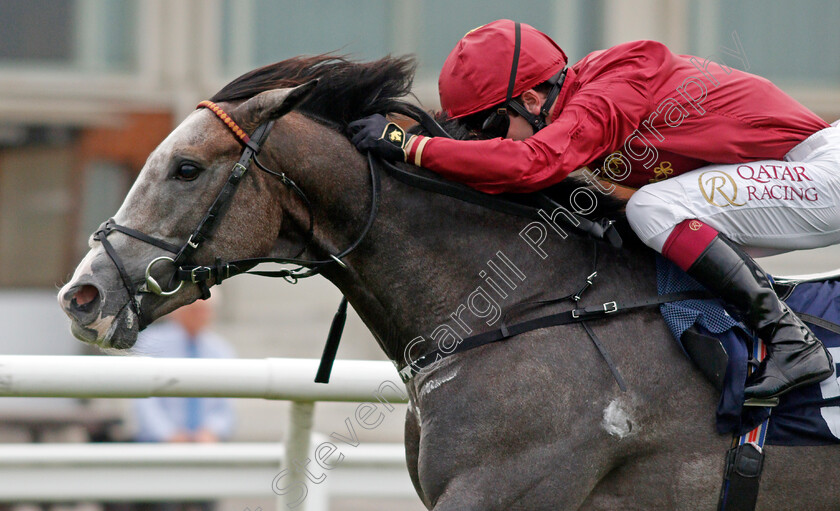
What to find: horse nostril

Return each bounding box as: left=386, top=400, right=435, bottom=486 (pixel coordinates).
left=72, top=285, right=100, bottom=313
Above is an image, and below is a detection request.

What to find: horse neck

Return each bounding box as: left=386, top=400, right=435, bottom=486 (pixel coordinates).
left=273, top=116, right=650, bottom=362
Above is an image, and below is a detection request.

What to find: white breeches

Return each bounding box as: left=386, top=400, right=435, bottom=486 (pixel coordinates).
left=626, top=123, right=840, bottom=257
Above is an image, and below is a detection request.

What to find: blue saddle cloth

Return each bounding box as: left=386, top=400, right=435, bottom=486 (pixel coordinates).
left=656, top=256, right=840, bottom=445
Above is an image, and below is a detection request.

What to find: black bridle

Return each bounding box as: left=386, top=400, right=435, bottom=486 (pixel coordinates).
left=94, top=98, right=620, bottom=383
left=94, top=100, right=379, bottom=329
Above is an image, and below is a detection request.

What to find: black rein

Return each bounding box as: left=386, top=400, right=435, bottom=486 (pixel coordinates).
left=93, top=99, right=631, bottom=385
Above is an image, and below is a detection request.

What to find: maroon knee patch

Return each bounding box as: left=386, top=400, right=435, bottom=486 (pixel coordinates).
left=661, top=219, right=719, bottom=271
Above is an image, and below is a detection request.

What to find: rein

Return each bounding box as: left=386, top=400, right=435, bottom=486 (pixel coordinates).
left=93, top=99, right=642, bottom=387
left=382, top=103, right=624, bottom=246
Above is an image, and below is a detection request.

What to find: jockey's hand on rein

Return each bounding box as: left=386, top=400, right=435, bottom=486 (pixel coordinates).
left=348, top=114, right=410, bottom=162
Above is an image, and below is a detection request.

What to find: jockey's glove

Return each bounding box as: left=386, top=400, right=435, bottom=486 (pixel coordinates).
left=348, top=114, right=411, bottom=162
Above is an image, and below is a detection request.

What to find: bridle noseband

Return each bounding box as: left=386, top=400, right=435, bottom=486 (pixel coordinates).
left=94, top=100, right=379, bottom=327
left=91, top=97, right=618, bottom=384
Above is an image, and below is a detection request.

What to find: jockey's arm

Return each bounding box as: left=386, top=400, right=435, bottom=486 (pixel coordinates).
left=407, top=81, right=651, bottom=195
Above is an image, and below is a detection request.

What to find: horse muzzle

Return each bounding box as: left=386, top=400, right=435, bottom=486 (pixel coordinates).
left=58, top=255, right=141, bottom=350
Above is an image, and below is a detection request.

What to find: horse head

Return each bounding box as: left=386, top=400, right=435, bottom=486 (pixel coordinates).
left=58, top=82, right=319, bottom=349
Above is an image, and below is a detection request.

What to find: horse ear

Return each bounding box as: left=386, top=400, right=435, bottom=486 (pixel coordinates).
left=243, top=79, right=319, bottom=124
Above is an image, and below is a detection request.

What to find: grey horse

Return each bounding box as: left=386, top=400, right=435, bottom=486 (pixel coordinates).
left=58, top=56, right=839, bottom=510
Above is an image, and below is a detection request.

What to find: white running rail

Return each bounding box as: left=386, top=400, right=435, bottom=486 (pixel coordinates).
left=0, top=356, right=412, bottom=511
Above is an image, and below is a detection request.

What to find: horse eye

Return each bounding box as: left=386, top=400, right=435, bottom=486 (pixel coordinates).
left=175, top=162, right=201, bottom=181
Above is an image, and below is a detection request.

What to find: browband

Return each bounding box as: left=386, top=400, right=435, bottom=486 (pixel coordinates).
left=197, top=100, right=260, bottom=153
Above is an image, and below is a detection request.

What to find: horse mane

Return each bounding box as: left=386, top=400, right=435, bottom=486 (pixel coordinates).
left=211, top=54, right=627, bottom=222
left=210, top=54, right=416, bottom=128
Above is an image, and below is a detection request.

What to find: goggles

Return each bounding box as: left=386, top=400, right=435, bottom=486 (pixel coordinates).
left=481, top=106, right=513, bottom=138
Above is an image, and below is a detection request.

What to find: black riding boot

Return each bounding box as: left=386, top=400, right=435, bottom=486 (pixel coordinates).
left=686, top=235, right=834, bottom=399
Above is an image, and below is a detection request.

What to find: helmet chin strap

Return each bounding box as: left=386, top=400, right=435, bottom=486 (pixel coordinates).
left=506, top=99, right=546, bottom=132
left=506, top=66, right=567, bottom=134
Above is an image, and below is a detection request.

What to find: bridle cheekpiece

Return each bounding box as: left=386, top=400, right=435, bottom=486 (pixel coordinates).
left=93, top=99, right=379, bottom=332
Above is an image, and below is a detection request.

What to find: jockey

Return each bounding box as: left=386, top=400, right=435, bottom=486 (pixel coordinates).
left=348, top=19, right=838, bottom=400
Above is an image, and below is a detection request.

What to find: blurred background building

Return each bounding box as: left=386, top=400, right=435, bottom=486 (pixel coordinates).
left=0, top=0, right=838, bottom=509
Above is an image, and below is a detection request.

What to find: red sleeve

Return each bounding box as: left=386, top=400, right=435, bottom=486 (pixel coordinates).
left=410, top=42, right=670, bottom=194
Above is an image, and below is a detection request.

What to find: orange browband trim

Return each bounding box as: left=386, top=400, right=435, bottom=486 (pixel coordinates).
left=196, top=100, right=252, bottom=145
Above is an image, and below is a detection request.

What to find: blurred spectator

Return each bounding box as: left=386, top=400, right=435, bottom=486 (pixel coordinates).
left=130, top=296, right=235, bottom=511
left=132, top=297, right=235, bottom=443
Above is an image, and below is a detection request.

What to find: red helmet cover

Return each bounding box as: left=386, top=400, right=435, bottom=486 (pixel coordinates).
left=439, top=19, right=568, bottom=119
